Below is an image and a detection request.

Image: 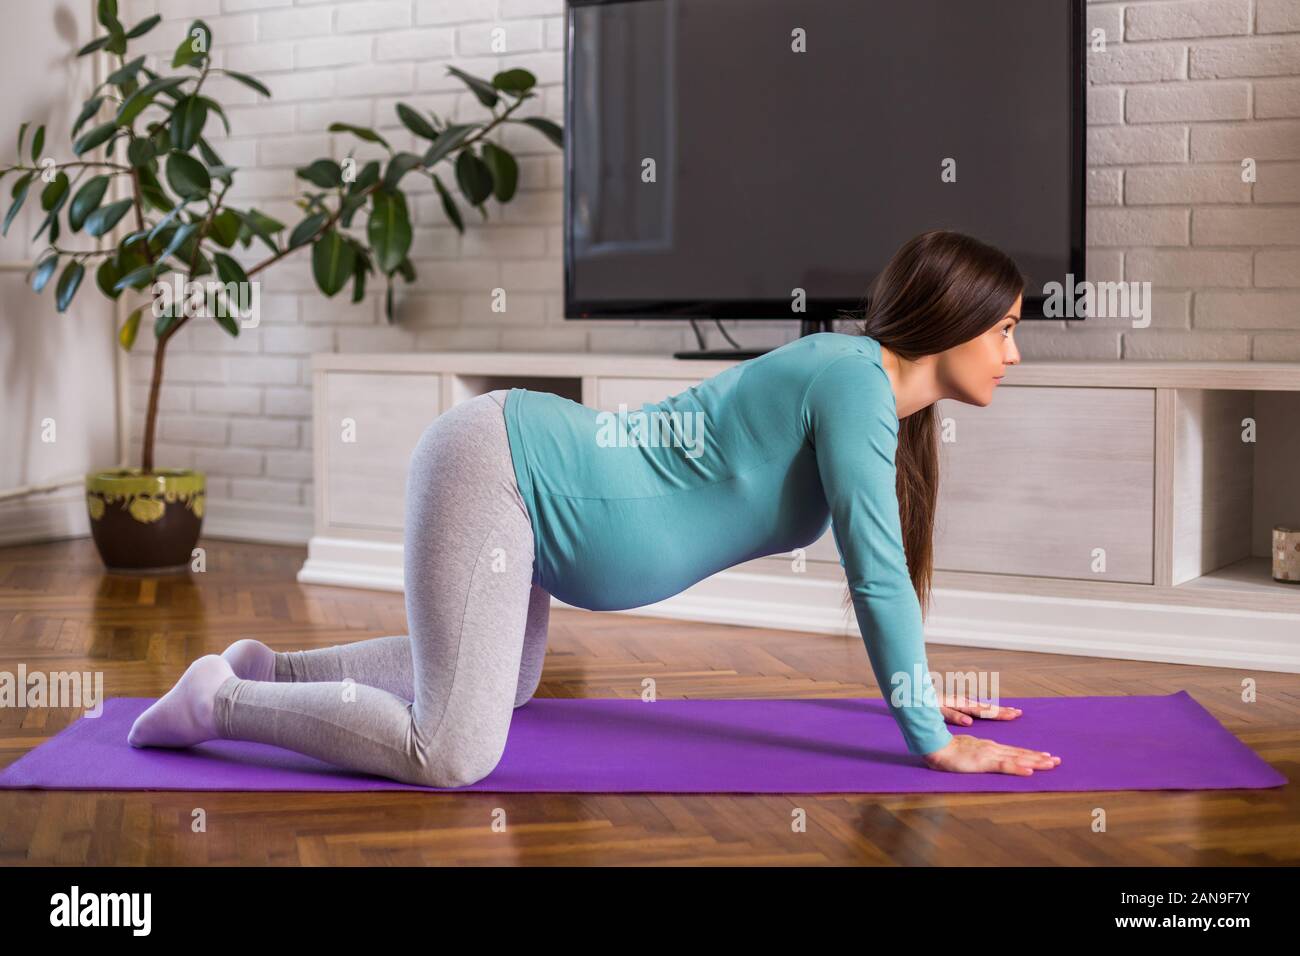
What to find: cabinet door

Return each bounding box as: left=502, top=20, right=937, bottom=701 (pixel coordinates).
left=323, top=372, right=441, bottom=532
left=933, top=386, right=1155, bottom=583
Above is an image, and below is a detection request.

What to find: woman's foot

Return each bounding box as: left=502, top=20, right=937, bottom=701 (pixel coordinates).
left=220, top=638, right=277, bottom=682
left=128, top=654, right=235, bottom=748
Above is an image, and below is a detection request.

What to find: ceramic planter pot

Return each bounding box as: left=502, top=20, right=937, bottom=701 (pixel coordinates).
left=85, top=469, right=205, bottom=573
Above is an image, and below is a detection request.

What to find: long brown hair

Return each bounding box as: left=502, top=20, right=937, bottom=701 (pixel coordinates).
left=839, top=229, right=1025, bottom=621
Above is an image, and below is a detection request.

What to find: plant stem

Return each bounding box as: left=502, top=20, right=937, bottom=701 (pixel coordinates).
left=246, top=182, right=379, bottom=277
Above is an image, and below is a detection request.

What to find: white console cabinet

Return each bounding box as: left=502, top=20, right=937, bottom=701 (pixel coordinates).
left=301, top=351, right=1300, bottom=672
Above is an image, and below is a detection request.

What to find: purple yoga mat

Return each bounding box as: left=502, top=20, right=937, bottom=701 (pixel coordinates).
left=0, top=690, right=1285, bottom=793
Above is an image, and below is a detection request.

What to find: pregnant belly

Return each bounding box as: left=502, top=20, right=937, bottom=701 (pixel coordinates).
left=545, top=527, right=722, bottom=611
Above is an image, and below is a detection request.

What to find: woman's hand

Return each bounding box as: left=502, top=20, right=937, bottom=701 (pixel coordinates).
left=921, top=735, right=1061, bottom=775
left=937, top=693, right=1021, bottom=727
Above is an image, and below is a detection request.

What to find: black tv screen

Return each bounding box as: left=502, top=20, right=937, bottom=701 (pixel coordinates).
left=564, top=0, right=1085, bottom=321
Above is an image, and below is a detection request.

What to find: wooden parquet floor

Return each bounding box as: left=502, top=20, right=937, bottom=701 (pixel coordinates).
left=0, top=537, right=1295, bottom=866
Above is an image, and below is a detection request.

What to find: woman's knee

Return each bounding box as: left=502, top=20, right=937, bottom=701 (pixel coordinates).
left=405, top=727, right=506, bottom=789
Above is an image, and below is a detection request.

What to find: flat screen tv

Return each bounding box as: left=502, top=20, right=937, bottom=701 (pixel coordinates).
left=563, top=0, right=1086, bottom=356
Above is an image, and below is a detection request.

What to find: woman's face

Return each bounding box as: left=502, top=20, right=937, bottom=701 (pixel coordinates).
left=938, top=293, right=1022, bottom=407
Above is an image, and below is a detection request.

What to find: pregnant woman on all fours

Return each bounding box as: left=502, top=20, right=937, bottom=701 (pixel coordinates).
left=129, top=228, right=1062, bottom=786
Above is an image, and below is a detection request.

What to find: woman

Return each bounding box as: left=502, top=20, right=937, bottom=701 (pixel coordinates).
left=129, top=229, right=1062, bottom=785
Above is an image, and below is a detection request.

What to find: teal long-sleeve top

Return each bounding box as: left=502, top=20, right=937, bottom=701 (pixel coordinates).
left=501, top=331, right=953, bottom=756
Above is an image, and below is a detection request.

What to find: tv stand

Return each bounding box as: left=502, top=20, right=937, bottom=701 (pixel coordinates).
left=300, top=350, right=1300, bottom=674
left=672, top=317, right=836, bottom=360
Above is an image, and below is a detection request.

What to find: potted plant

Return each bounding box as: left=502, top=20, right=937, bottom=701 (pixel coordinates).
left=2, top=2, right=562, bottom=573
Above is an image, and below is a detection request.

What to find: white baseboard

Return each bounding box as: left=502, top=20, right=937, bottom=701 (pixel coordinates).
left=201, top=499, right=313, bottom=546
left=0, top=487, right=88, bottom=547
left=297, top=535, right=1300, bottom=673
left=297, top=535, right=405, bottom=590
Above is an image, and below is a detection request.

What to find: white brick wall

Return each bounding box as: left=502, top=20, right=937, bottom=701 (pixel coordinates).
left=1083, top=0, right=1300, bottom=362
left=113, top=0, right=1299, bottom=526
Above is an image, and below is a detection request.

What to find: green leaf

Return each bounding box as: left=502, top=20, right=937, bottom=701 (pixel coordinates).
left=189, top=249, right=212, bottom=278
left=33, top=206, right=60, bottom=244
left=165, top=151, right=210, bottom=199
left=446, top=66, right=499, bottom=109
left=30, top=254, right=59, bottom=293
left=147, top=204, right=187, bottom=242
left=159, top=221, right=200, bottom=261
left=288, top=211, right=327, bottom=249
left=30, top=125, right=45, bottom=163
left=382, top=152, right=423, bottom=189
left=397, top=257, right=415, bottom=282
left=396, top=103, right=437, bottom=140
left=76, top=35, right=111, bottom=57
left=155, top=312, right=179, bottom=338
left=454, top=149, right=493, bottom=207
left=224, top=70, right=270, bottom=98
left=199, top=99, right=230, bottom=136
left=136, top=166, right=172, bottom=213
left=519, top=117, right=562, bottom=149
left=235, top=208, right=284, bottom=253
left=127, top=136, right=157, bottom=167
left=422, top=124, right=475, bottom=167
left=40, top=172, right=69, bottom=212
left=492, top=68, right=536, bottom=95
left=106, top=55, right=146, bottom=87
left=127, top=136, right=155, bottom=167
left=72, top=97, right=105, bottom=140
left=125, top=14, right=161, bottom=39
left=431, top=173, right=463, bottom=233
left=213, top=251, right=249, bottom=287
left=173, top=20, right=212, bottom=69
left=96, top=257, right=123, bottom=299
left=348, top=159, right=380, bottom=194
left=3, top=172, right=34, bottom=236
left=480, top=142, right=518, bottom=202
left=327, top=122, right=389, bottom=149
left=339, top=192, right=367, bottom=228
left=116, top=76, right=188, bottom=126
left=117, top=233, right=151, bottom=273
left=83, top=198, right=133, bottom=238
left=72, top=121, right=118, bottom=156
left=17, top=122, right=28, bottom=156
left=296, top=159, right=342, bottom=189
left=367, top=189, right=412, bottom=274
left=197, top=137, right=225, bottom=168
left=351, top=258, right=366, bottom=303
left=209, top=208, right=241, bottom=248
left=97, top=0, right=118, bottom=29
left=212, top=308, right=240, bottom=338
left=55, top=260, right=85, bottom=313
left=118, top=305, right=145, bottom=350
left=68, top=175, right=110, bottom=231
left=311, top=229, right=355, bottom=297
left=113, top=263, right=160, bottom=293
left=170, top=96, right=208, bottom=151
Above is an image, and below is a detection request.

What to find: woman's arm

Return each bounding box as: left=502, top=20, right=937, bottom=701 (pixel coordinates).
left=802, top=353, right=954, bottom=756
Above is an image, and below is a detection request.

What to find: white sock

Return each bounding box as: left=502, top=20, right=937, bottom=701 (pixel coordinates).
left=221, top=638, right=277, bottom=682
left=128, top=654, right=234, bottom=748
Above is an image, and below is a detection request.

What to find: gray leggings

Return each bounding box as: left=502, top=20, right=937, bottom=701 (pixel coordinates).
left=213, top=389, right=549, bottom=788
